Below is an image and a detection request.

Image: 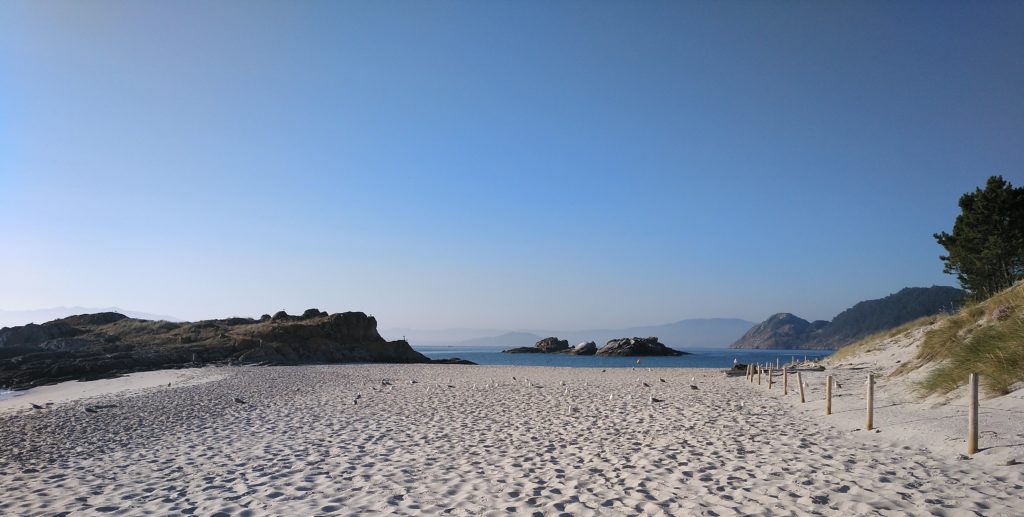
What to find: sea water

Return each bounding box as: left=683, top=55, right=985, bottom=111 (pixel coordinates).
left=414, top=346, right=831, bottom=368
left=0, top=390, right=16, bottom=401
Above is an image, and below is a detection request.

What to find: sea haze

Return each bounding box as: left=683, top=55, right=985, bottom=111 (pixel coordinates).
left=414, top=346, right=831, bottom=369
left=385, top=318, right=758, bottom=349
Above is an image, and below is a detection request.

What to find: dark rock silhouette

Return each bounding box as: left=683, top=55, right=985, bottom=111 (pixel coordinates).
left=569, top=341, right=597, bottom=355
left=595, top=337, right=687, bottom=356
left=535, top=337, right=569, bottom=353
left=0, top=310, right=465, bottom=390
left=502, top=346, right=546, bottom=354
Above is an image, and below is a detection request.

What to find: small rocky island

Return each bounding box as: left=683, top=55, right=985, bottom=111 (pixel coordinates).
left=503, top=336, right=686, bottom=356
left=0, top=310, right=472, bottom=390
left=503, top=337, right=597, bottom=355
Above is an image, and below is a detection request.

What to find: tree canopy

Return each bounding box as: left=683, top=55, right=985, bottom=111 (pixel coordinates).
left=934, top=176, right=1024, bottom=300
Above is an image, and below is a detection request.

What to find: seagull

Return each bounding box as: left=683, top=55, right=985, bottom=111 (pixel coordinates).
left=659, top=378, right=667, bottom=383
left=564, top=387, right=569, bottom=396
left=409, top=379, right=417, bottom=384
left=560, top=380, right=566, bottom=386
left=381, top=379, right=392, bottom=386
left=650, top=395, right=664, bottom=403
left=690, top=384, right=699, bottom=390
left=234, top=397, right=247, bottom=404
left=689, top=377, right=699, bottom=390
left=608, top=394, right=614, bottom=401
left=30, top=403, right=44, bottom=410
left=642, top=382, right=651, bottom=388
left=355, top=393, right=362, bottom=400
left=601, top=369, right=606, bottom=373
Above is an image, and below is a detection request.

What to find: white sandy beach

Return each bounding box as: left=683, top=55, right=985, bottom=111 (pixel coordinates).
left=1, top=363, right=1022, bottom=516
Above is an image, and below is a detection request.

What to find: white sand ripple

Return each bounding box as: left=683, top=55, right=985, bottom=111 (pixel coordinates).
left=1, top=364, right=1021, bottom=516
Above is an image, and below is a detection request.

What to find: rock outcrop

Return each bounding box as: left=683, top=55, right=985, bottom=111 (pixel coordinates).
left=535, top=337, right=569, bottom=353
left=570, top=341, right=597, bottom=355
left=499, top=335, right=573, bottom=352
left=502, top=346, right=546, bottom=354
left=595, top=337, right=687, bottom=356
left=0, top=310, right=459, bottom=390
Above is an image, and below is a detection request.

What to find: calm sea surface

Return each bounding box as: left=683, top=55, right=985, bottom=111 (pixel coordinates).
left=414, top=346, right=832, bottom=369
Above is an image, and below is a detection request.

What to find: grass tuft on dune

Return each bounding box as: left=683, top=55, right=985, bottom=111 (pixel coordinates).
left=829, top=282, right=1024, bottom=397
left=915, top=283, right=1024, bottom=396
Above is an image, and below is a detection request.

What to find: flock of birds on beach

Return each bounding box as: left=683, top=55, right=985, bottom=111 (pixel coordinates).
left=334, top=367, right=705, bottom=413
left=20, top=366, right=711, bottom=415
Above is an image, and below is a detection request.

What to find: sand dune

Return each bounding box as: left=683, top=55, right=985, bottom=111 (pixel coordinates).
left=1, top=364, right=1021, bottom=515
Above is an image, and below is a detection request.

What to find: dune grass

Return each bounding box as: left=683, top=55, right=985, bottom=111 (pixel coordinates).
left=915, top=283, right=1024, bottom=396
left=828, top=315, right=940, bottom=364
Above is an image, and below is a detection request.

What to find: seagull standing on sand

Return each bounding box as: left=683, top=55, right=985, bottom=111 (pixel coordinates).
left=689, top=377, right=699, bottom=390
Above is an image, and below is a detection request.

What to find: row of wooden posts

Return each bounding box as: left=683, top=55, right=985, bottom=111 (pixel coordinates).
left=744, top=363, right=981, bottom=455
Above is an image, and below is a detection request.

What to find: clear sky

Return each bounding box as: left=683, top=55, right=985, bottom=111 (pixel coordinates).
left=1, top=1, right=1022, bottom=330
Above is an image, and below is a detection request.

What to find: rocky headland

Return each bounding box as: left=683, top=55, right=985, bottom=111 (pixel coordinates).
left=0, top=310, right=469, bottom=389
left=730, top=286, right=964, bottom=350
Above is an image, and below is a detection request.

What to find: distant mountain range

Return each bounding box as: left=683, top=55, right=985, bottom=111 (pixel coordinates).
left=385, top=318, right=758, bottom=349
left=0, top=307, right=181, bottom=329
left=730, top=286, right=964, bottom=350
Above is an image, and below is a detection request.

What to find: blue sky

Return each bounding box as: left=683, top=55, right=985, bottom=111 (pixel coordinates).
left=1, top=1, right=1022, bottom=330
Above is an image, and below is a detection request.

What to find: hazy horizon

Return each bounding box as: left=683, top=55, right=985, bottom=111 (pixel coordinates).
left=2, top=2, right=1021, bottom=330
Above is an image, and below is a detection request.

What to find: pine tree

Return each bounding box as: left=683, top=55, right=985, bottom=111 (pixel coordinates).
left=934, top=176, right=1024, bottom=300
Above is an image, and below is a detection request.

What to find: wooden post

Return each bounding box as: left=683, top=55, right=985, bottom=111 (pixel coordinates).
left=865, top=373, right=874, bottom=431
left=825, top=375, right=833, bottom=415
left=797, top=372, right=805, bottom=403
left=747, top=364, right=752, bottom=382
left=968, top=373, right=979, bottom=455
left=767, top=366, right=773, bottom=389
left=783, top=368, right=788, bottom=395
left=757, top=364, right=762, bottom=385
